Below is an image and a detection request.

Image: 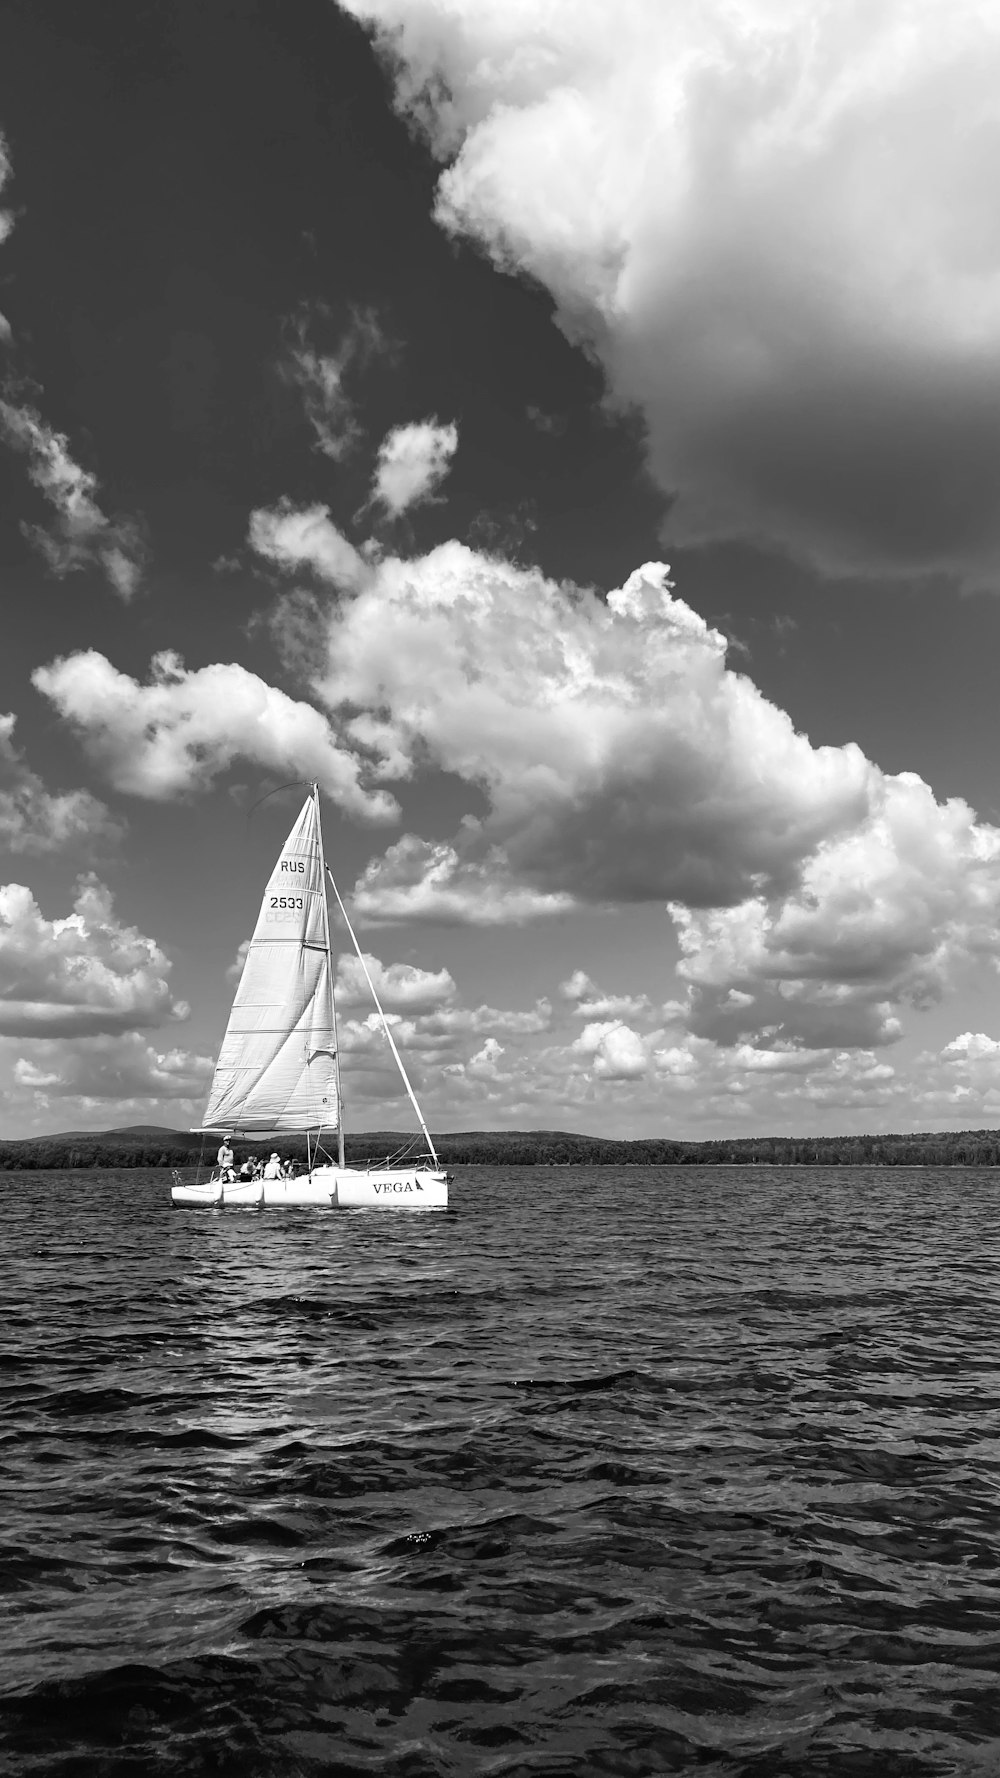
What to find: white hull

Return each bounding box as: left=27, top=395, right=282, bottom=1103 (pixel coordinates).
left=171, top=1166, right=449, bottom=1210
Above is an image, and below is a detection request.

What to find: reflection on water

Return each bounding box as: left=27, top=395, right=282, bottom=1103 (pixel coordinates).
left=4, top=1164, right=1000, bottom=1774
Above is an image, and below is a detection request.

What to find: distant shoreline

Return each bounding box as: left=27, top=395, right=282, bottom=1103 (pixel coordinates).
left=1, top=1126, right=998, bottom=1170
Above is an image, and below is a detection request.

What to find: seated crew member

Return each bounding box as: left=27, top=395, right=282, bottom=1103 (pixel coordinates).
left=281, top=1158, right=295, bottom=1178
left=217, top=1135, right=235, bottom=1181
left=238, top=1156, right=257, bottom=1183
left=262, top=1152, right=283, bottom=1179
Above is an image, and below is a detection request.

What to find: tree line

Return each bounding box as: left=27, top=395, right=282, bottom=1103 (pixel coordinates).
left=3, top=1127, right=1000, bottom=1169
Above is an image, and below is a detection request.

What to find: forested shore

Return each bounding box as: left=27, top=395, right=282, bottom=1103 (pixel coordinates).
left=2, top=1127, right=1000, bottom=1169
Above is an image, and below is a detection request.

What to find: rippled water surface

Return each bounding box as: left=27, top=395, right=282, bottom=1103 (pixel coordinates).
left=4, top=1165, right=1000, bottom=1776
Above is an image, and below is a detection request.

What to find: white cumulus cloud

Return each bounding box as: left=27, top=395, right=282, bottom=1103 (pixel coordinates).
left=10, top=1033, right=211, bottom=1107
left=670, top=771, right=1000, bottom=1048
left=572, top=1020, right=652, bottom=1081
left=249, top=500, right=369, bottom=591
left=31, top=648, right=398, bottom=821
left=334, top=950, right=456, bottom=1011
left=559, top=968, right=653, bottom=1022
left=342, top=0, right=1000, bottom=585
left=371, top=418, right=458, bottom=516
left=0, top=877, right=187, bottom=1038
left=317, top=547, right=874, bottom=909
left=350, top=834, right=576, bottom=924
left=305, top=536, right=1000, bottom=1047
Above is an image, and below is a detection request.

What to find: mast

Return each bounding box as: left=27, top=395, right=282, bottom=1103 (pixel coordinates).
left=313, top=783, right=345, bottom=1167
left=326, top=865, right=440, bottom=1169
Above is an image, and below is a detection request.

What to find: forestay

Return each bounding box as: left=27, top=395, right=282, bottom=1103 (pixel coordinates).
left=198, top=794, right=339, bottom=1134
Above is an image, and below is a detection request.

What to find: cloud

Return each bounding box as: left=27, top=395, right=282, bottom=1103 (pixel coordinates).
left=0, top=877, right=187, bottom=1037
left=302, top=536, right=1000, bottom=1046
left=573, top=1020, right=652, bottom=1081
left=0, top=714, right=122, bottom=854
left=0, top=142, right=142, bottom=587
left=350, top=833, right=576, bottom=924
left=249, top=500, right=369, bottom=591
left=282, top=307, right=387, bottom=461
left=0, top=397, right=145, bottom=597
left=559, top=968, right=652, bottom=1022
left=0, top=132, right=13, bottom=339
left=32, top=648, right=398, bottom=821
left=525, top=405, right=566, bottom=437
left=343, top=0, right=1000, bottom=585
left=371, top=418, right=458, bottom=516
left=422, top=997, right=551, bottom=1038
left=42, top=516, right=1000, bottom=1052
left=943, top=1031, right=1000, bottom=1065
left=670, top=771, right=1000, bottom=1048
left=225, top=939, right=251, bottom=985
left=10, top=1033, right=211, bottom=1105
left=334, top=950, right=456, bottom=1011
left=317, top=548, right=874, bottom=909
left=466, top=1036, right=506, bottom=1079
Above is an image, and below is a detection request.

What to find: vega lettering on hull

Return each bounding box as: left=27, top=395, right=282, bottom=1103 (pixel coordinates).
left=372, top=1181, right=424, bottom=1194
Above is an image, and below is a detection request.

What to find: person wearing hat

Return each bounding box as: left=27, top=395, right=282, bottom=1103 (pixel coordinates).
left=262, top=1151, right=283, bottom=1180
left=217, top=1134, right=235, bottom=1181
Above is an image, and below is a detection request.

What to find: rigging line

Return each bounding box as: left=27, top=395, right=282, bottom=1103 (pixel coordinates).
left=325, top=863, right=440, bottom=1170
left=245, top=780, right=312, bottom=822
left=313, top=783, right=346, bottom=1169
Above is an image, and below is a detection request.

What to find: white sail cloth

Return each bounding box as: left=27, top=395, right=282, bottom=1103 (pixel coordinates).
left=198, top=794, right=339, bottom=1134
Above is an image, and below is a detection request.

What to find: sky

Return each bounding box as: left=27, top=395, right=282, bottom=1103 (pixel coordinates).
left=4, top=0, right=1000, bottom=1142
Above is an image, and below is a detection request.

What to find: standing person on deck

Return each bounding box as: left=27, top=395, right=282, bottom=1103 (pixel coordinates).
left=217, top=1135, right=235, bottom=1181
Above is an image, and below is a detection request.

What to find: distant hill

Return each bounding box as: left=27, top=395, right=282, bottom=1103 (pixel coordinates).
left=44, top=1124, right=187, bottom=1142
left=1, top=1126, right=999, bottom=1168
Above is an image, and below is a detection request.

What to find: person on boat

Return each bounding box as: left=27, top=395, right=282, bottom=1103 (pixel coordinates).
left=262, top=1152, right=283, bottom=1180
left=281, top=1158, right=295, bottom=1178
left=217, top=1135, right=235, bottom=1181
left=238, top=1157, right=258, bottom=1183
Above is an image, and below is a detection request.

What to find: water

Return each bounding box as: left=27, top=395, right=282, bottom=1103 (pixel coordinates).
left=3, top=1165, right=1000, bottom=1776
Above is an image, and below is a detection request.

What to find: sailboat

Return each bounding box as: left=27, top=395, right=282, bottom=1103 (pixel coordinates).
left=170, top=786, right=450, bottom=1210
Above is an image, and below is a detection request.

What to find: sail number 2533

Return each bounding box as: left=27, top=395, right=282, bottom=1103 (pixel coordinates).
left=270, top=896, right=304, bottom=910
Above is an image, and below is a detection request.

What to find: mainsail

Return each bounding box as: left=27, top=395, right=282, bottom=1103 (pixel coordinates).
left=198, top=791, right=339, bottom=1134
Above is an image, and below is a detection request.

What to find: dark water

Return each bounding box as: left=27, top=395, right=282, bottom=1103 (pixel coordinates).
left=4, top=1166, right=1000, bottom=1776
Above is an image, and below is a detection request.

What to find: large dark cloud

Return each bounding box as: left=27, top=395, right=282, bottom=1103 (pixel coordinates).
left=342, top=0, right=1000, bottom=585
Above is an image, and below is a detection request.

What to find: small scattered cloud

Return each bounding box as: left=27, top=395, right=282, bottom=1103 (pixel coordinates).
left=422, top=998, right=552, bottom=1038
left=466, top=1036, right=506, bottom=1079
left=32, top=648, right=398, bottom=822
left=371, top=418, right=458, bottom=517
left=249, top=500, right=369, bottom=591
left=572, top=1020, right=656, bottom=1080
left=0, top=396, right=145, bottom=598
left=0, top=131, right=13, bottom=339
left=0, top=877, right=187, bottom=1038
left=0, top=714, right=122, bottom=855
left=334, top=950, right=456, bottom=1012
left=282, top=306, right=387, bottom=461
left=559, top=968, right=652, bottom=1022
left=525, top=405, right=566, bottom=437
left=350, top=834, right=576, bottom=925
left=225, top=939, right=251, bottom=985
